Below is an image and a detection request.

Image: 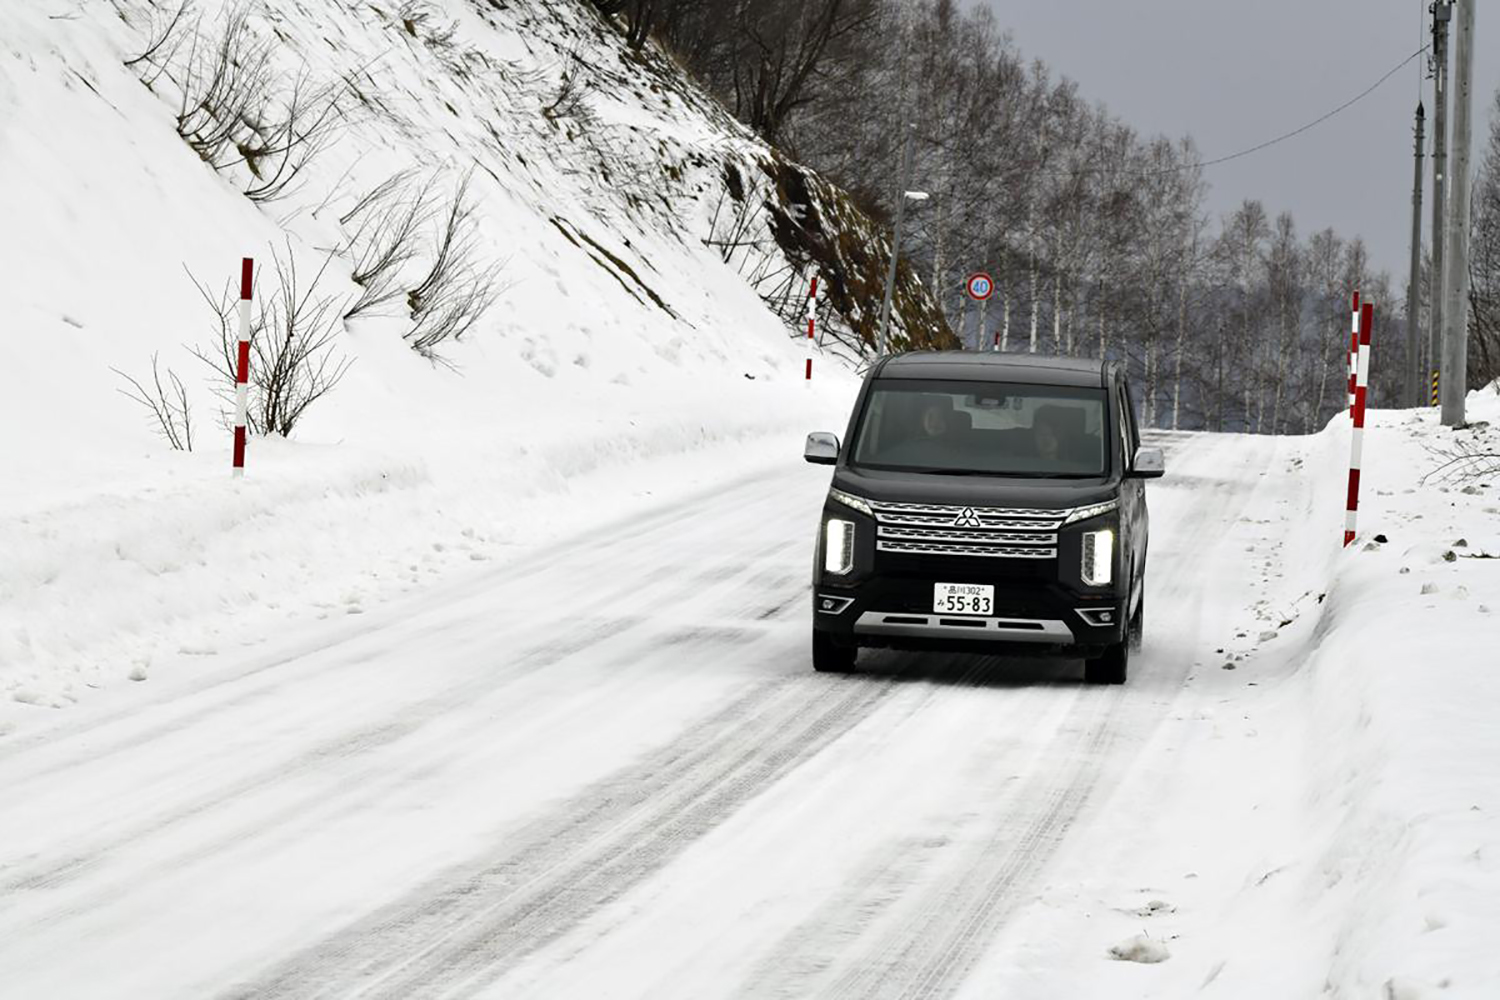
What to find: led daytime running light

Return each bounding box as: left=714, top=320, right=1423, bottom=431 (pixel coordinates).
left=1064, top=499, right=1119, bottom=525
left=1081, top=528, right=1114, bottom=586
left=824, top=519, right=855, bottom=574
left=828, top=488, right=873, bottom=516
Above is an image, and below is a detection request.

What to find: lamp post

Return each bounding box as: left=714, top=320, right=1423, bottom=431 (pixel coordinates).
left=875, top=125, right=924, bottom=357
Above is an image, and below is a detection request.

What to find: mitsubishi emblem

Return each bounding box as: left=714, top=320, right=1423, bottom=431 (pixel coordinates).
left=952, top=507, right=981, bottom=528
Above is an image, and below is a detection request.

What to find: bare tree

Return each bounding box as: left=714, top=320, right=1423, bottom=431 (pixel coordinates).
left=1469, top=87, right=1500, bottom=390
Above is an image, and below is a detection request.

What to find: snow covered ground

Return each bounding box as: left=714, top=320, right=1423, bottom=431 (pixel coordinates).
left=968, top=389, right=1500, bottom=999
left=0, top=0, right=854, bottom=726
left=4, top=392, right=1499, bottom=998
left=6, top=0, right=1500, bottom=996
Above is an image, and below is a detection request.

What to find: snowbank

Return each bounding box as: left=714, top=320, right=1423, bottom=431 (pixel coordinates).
left=1291, top=389, right=1500, bottom=996
left=0, top=0, right=860, bottom=729
left=962, top=391, right=1500, bottom=999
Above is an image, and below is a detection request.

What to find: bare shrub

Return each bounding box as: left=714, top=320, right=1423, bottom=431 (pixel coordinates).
left=396, top=0, right=459, bottom=49
left=112, top=354, right=195, bottom=451
left=1422, top=431, right=1500, bottom=486
left=235, top=69, right=353, bottom=203
left=339, top=168, right=439, bottom=318
left=123, top=0, right=192, bottom=87
left=173, top=2, right=274, bottom=169
left=404, top=173, right=505, bottom=356
left=542, top=48, right=590, bottom=123
left=190, top=243, right=354, bottom=436
left=130, top=1, right=347, bottom=200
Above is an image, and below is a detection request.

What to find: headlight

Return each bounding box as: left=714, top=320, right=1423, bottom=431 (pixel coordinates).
left=828, top=488, right=873, bottom=516
left=1064, top=499, right=1118, bottom=525
left=824, top=518, right=855, bottom=574
left=1081, top=528, right=1113, bottom=586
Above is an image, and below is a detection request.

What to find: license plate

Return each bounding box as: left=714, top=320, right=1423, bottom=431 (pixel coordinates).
left=933, top=583, right=994, bottom=616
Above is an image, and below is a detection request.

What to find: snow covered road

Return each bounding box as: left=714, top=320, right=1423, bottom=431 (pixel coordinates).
left=0, top=430, right=1293, bottom=998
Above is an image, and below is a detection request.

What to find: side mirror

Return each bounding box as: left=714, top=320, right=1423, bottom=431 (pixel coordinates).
left=804, top=432, right=840, bottom=465
left=1129, top=446, right=1165, bottom=479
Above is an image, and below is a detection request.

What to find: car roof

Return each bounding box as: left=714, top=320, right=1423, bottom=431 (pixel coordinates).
left=874, top=351, right=1109, bottom=388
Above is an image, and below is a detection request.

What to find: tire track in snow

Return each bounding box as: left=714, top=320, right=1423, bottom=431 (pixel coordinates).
left=0, top=466, right=800, bottom=778
left=1, top=516, right=804, bottom=906
left=748, top=433, right=1277, bottom=999
left=824, top=690, right=1122, bottom=1000
left=0, top=615, right=642, bottom=903
left=222, top=676, right=896, bottom=1000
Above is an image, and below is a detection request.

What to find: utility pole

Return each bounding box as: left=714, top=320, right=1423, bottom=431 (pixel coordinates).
left=1441, top=0, right=1474, bottom=426
left=1429, top=1, right=1451, bottom=405
left=1407, top=103, right=1426, bottom=408
left=876, top=124, right=916, bottom=357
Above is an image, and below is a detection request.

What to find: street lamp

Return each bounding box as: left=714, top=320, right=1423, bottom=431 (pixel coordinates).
left=875, top=128, right=925, bottom=357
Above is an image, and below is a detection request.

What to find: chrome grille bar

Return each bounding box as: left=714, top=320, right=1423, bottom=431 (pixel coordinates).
left=867, top=498, right=1082, bottom=560
left=877, top=540, right=1057, bottom=559
left=876, top=526, right=1056, bottom=546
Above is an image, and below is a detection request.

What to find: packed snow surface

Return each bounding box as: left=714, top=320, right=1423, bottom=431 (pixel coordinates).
left=5, top=0, right=1500, bottom=996
left=4, top=393, right=1500, bottom=997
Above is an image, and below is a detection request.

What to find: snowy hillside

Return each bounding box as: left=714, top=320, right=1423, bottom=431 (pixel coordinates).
left=0, top=0, right=948, bottom=720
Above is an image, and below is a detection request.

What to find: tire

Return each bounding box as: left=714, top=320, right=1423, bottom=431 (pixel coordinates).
left=812, top=630, right=857, bottom=673
left=1128, top=587, right=1144, bottom=652
left=1084, top=641, right=1128, bottom=685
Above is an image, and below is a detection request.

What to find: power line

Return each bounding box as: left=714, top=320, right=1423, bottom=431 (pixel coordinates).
left=1187, top=44, right=1432, bottom=173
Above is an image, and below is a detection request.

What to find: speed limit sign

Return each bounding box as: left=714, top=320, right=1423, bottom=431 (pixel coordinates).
left=966, top=272, right=994, bottom=301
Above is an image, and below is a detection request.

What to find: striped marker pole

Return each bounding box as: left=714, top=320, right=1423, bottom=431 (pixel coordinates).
left=804, top=274, right=818, bottom=381
left=1431, top=369, right=1439, bottom=406
left=1346, top=290, right=1360, bottom=415
left=233, top=257, right=252, bottom=477
left=1343, top=301, right=1373, bottom=546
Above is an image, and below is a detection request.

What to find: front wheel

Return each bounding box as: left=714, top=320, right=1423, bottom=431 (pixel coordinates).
left=1084, top=640, right=1128, bottom=685
left=812, top=630, right=857, bottom=673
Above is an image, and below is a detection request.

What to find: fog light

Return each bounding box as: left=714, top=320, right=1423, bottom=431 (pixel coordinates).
left=824, top=519, right=854, bottom=575
left=1081, top=529, right=1113, bottom=586
left=817, top=595, right=855, bottom=614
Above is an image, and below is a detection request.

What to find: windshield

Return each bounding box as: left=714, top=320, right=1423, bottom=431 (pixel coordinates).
left=850, top=379, right=1110, bottom=477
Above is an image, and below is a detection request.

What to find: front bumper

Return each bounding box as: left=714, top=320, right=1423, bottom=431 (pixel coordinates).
left=813, top=573, right=1126, bottom=657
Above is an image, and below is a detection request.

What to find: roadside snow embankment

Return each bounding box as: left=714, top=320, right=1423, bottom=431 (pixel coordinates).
left=966, top=389, right=1500, bottom=999
left=0, top=0, right=862, bottom=730
left=1173, top=392, right=1500, bottom=997
left=1291, top=390, right=1500, bottom=997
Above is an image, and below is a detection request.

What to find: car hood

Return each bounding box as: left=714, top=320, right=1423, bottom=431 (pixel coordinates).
left=831, top=466, right=1118, bottom=511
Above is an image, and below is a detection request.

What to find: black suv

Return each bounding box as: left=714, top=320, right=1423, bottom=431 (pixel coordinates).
left=804, top=353, right=1164, bottom=684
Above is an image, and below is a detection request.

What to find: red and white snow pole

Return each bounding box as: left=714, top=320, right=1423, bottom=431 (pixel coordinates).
left=992, top=331, right=1001, bottom=352
left=804, top=274, right=818, bottom=382
left=233, top=257, right=253, bottom=477
left=1343, top=301, right=1373, bottom=546
left=1347, top=290, right=1360, bottom=415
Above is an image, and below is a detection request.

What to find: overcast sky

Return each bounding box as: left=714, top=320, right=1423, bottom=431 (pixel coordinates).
left=978, top=1, right=1499, bottom=281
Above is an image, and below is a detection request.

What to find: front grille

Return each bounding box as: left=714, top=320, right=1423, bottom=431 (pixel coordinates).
left=868, top=500, right=1071, bottom=560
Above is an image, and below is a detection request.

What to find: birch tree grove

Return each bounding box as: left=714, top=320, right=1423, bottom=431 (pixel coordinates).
left=593, top=0, right=1462, bottom=432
